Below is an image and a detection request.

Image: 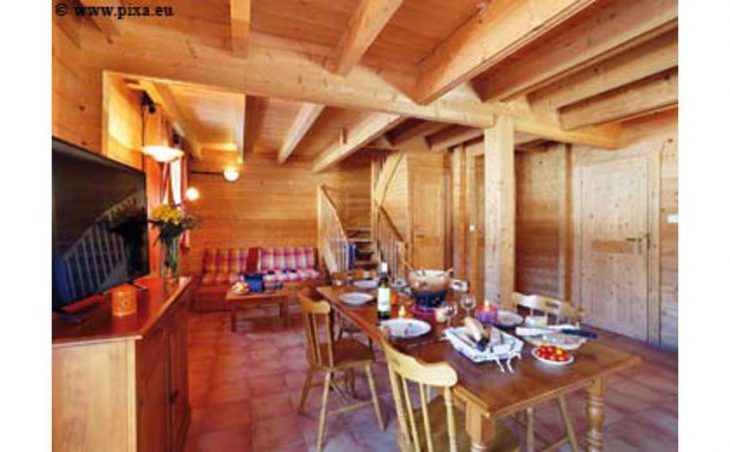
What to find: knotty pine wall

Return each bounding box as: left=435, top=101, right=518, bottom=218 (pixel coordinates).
left=52, top=14, right=103, bottom=153
left=514, top=109, right=678, bottom=348
left=181, top=150, right=371, bottom=275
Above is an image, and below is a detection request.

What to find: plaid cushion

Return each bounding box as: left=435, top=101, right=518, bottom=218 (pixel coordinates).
left=227, top=248, right=248, bottom=274
left=203, top=249, right=220, bottom=274
left=261, top=247, right=316, bottom=271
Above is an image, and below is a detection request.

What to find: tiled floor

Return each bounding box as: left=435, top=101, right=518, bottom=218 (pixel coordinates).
left=184, top=307, right=677, bottom=451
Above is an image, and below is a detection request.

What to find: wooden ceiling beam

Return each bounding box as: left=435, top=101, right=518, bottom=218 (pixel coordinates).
left=230, top=0, right=251, bottom=57
left=78, top=0, right=120, bottom=38
left=475, top=0, right=678, bottom=101
left=82, top=25, right=619, bottom=148
left=234, top=95, right=246, bottom=163
left=243, top=95, right=267, bottom=157
left=530, top=29, right=678, bottom=111
left=414, top=0, right=597, bottom=104
left=312, top=113, right=405, bottom=172
left=428, top=126, right=483, bottom=152
left=278, top=103, right=326, bottom=164
left=139, top=80, right=203, bottom=159
left=387, top=120, right=450, bottom=146
left=327, top=0, right=403, bottom=75
left=560, top=69, right=678, bottom=130
left=81, top=26, right=499, bottom=127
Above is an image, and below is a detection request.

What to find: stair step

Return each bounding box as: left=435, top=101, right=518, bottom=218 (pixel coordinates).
left=349, top=237, right=372, bottom=243
left=346, top=226, right=371, bottom=232
left=354, top=260, right=379, bottom=270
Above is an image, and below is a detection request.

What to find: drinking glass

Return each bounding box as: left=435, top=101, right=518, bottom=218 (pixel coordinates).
left=442, top=302, right=457, bottom=327
left=460, top=293, right=476, bottom=318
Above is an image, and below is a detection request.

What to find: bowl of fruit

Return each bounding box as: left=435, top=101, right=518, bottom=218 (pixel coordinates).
left=531, top=345, right=574, bottom=366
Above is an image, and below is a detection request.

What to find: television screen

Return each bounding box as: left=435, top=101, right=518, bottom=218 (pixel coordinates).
left=52, top=138, right=150, bottom=309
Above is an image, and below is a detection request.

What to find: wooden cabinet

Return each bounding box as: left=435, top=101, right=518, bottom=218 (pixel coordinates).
left=53, top=278, right=192, bottom=452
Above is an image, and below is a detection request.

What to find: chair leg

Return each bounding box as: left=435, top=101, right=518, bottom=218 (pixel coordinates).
left=365, top=364, right=385, bottom=431
left=526, top=407, right=535, bottom=452
left=557, top=395, right=579, bottom=452
left=298, top=367, right=314, bottom=414
left=317, top=371, right=332, bottom=452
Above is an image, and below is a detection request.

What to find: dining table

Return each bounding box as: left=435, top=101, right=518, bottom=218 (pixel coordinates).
left=317, top=285, right=641, bottom=452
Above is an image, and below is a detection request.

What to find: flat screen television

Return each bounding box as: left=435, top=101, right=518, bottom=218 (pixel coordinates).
left=52, top=138, right=150, bottom=309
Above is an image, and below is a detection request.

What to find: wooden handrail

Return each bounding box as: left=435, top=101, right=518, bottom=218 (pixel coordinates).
left=317, top=184, right=352, bottom=274
left=376, top=205, right=405, bottom=244
left=318, top=185, right=348, bottom=235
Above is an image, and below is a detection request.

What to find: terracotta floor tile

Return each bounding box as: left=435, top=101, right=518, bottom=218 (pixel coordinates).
left=184, top=311, right=678, bottom=452
left=208, top=380, right=251, bottom=405
left=249, top=374, right=289, bottom=394
left=253, top=415, right=307, bottom=451
left=201, top=401, right=252, bottom=431
left=251, top=393, right=296, bottom=420
left=197, top=425, right=253, bottom=452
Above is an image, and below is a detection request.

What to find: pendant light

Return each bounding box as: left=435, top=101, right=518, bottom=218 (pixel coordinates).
left=141, top=93, right=184, bottom=163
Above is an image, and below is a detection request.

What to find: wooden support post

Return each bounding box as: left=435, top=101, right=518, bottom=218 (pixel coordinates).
left=451, top=146, right=468, bottom=280
left=484, top=115, right=515, bottom=307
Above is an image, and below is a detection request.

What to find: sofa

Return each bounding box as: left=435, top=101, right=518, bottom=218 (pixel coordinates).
left=193, top=246, right=324, bottom=312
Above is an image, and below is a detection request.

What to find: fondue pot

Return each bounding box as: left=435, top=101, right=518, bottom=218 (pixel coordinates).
left=408, top=269, right=453, bottom=292
left=408, top=269, right=453, bottom=309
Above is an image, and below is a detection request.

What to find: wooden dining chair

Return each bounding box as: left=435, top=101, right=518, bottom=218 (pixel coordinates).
left=382, top=340, right=519, bottom=452
left=512, top=292, right=582, bottom=452
left=297, top=288, right=384, bottom=452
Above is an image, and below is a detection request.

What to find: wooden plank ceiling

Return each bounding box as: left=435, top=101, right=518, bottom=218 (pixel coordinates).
left=89, top=0, right=677, bottom=171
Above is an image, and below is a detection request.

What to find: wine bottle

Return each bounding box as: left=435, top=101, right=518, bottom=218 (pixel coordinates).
left=377, top=262, right=391, bottom=320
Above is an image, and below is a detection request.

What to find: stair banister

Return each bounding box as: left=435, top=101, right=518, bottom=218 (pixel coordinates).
left=317, top=184, right=352, bottom=274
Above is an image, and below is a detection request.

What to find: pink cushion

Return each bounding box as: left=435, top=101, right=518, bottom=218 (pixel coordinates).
left=262, top=269, right=321, bottom=283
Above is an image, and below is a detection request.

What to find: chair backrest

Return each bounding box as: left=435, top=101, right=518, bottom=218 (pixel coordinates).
left=297, top=288, right=335, bottom=368
left=382, top=340, right=459, bottom=452
left=511, top=292, right=584, bottom=324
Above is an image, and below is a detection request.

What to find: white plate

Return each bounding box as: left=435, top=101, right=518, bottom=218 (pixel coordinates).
left=338, top=292, right=374, bottom=306
left=496, top=310, right=523, bottom=327
left=531, top=347, right=574, bottom=366
left=524, top=333, right=585, bottom=351
left=381, top=318, right=432, bottom=339
left=353, top=279, right=378, bottom=290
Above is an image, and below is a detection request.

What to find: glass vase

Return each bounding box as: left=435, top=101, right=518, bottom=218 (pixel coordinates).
left=163, top=236, right=181, bottom=282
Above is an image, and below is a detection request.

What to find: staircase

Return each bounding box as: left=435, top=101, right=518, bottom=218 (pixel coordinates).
left=345, top=226, right=378, bottom=271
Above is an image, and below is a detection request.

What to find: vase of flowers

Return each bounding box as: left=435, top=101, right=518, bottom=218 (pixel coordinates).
left=149, top=204, right=198, bottom=281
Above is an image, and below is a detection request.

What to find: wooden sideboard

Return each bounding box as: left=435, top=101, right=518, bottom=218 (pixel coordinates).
left=52, top=277, right=192, bottom=452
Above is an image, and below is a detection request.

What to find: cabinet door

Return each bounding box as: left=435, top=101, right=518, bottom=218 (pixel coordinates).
left=168, top=302, right=190, bottom=451
left=137, top=325, right=170, bottom=452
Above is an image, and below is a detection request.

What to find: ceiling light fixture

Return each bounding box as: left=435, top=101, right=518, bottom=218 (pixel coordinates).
left=141, top=93, right=184, bottom=163
left=185, top=187, right=200, bottom=201
left=223, top=167, right=240, bottom=182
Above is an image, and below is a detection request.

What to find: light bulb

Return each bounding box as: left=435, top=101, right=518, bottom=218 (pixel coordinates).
left=223, top=167, right=240, bottom=182
left=185, top=187, right=200, bottom=201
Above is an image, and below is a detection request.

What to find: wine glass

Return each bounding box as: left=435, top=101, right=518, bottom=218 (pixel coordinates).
left=442, top=302, right=457, bottom=327
left=460, top=293, right=476, bottom=318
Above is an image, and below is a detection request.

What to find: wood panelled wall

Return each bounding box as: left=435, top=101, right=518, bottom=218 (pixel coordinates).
left=182, top=151, right=371, bottom=275
left=513, top=109, right=677, bottom=348
left=52, top=15, right=103, bottom=153
left=515, top=147, right=568, bottom=298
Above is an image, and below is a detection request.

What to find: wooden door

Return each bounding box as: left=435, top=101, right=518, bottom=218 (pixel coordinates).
left=577, top=153, right=652, bottom=340
left=410, top=154, right=446, bottom=269
left=168, top=303, right=190, bottom=451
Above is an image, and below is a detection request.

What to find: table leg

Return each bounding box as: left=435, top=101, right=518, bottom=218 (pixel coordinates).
left=586, top=377, right=607, bottom=452
left=230, top=307, right=237, bottom=332
left=465, top=402, right=495, bottom=452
